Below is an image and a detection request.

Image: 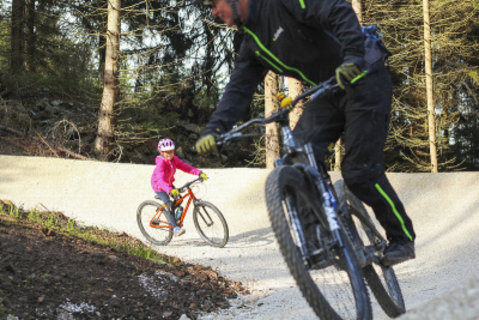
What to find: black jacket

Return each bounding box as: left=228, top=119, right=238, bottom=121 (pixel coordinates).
left=204, top=0, right=367, bottom=134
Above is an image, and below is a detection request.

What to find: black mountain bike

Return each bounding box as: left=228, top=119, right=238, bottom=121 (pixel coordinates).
left=215, top=77, right=406, bottom=320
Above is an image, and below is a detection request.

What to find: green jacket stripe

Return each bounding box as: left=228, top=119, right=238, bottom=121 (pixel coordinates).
left=299, top=0, right=306, bottom=9
left=243, top=26, right=316, bottom=86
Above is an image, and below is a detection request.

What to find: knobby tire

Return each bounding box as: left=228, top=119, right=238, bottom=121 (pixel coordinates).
left=334, top=180, right=406, bottom=317
left=193, top=201, right=229, bottom=248
left=266, top=166, right=372, bottom=320
left=136, top=200, right=173, bottom=246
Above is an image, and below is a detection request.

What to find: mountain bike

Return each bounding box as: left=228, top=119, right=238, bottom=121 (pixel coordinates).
left=136, top=177, right=229, bottom=248
left=215, top=77, right=405, bottom=319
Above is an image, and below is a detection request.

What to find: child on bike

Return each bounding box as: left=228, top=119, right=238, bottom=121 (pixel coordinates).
left=151, top=138, right=207, bottom=236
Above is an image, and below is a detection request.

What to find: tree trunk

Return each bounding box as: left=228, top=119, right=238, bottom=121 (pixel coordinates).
left=95, top=0, right=121, bottom=160
left=10, top=0, right=24, bottom=74
left=265, top=71, right=280, bottom=169
left=423, top=0, right=438, bottom=172
left=23, top=0, right=35, bottom=72
left=352, top=0, right=362, bottom=22
left=287, top=77, right=303, bottom=130
left=98, top=33, right=106, bottom=87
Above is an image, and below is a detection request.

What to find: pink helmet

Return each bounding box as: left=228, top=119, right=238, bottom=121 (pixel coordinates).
left=158, top=138, right=175, bottom=151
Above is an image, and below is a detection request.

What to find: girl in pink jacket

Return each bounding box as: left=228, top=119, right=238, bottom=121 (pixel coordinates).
left=151, top=138, right=206, bottom=236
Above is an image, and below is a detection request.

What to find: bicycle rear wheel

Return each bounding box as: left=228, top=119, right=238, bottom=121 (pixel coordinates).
left=334, top=180, right=406, bottom=317
left=136, top=200, right=173, bottom=246
left=266, top=166, right=371, bottom=320
left=193, top=201, right=229, bottom=248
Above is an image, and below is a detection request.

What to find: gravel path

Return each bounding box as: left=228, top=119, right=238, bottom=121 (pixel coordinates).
left=1, top=155, right=478, bottom=319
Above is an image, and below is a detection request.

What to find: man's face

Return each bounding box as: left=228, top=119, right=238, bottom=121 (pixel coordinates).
left=210, top=0, right=235, bottom=27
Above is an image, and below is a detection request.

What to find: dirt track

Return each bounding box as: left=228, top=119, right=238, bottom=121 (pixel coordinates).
left=1, top=155, right=478, bottom=319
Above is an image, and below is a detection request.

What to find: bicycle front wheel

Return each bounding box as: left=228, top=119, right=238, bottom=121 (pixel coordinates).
left=266, top=166, right=371, bottom=320
left=136, top=200, right=173, bottom=246
left=193, top=201, right=229, bottom=248
left=334, top=180, right=405, bottom=317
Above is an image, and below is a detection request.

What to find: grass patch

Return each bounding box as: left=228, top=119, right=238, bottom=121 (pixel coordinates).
left=0, top=200, right=170, bottom=266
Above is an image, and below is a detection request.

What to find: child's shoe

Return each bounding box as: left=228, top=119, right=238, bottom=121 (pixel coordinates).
left=173, top=227, right=186, bottom=237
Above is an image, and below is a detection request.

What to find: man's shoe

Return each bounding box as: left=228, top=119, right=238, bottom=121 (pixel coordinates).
left=381, top=241, right=415, bottom=266
left=173, top=227, right=186, bottom=237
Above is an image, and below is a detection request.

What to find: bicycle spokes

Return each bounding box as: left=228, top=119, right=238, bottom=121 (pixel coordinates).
left=137, top=201, right=173, bottom=246
left=193, top=202, right=229, bottom=248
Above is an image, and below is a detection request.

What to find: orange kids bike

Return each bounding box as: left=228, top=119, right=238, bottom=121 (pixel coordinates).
left=136, top=176, right=229, bottom=247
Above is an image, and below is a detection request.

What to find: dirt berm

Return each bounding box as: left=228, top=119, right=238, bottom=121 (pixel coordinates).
left=1, top=155, right=478, bottom=319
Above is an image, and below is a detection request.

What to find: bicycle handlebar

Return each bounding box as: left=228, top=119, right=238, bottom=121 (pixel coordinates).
left=216, top=76, right=338, bottom=146
left=177, top=176, right=204, bottom=194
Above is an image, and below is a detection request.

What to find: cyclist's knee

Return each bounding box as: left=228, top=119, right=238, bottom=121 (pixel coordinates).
left=341, top=162, right=383, bottom=190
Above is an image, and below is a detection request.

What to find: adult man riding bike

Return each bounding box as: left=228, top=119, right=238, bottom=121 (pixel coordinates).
left=195, top=0, right=416, bottom=266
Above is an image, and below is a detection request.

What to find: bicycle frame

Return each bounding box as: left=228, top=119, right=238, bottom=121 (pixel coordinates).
left=276, top=119, right=346, bottom=267
left=150, top=180, right=202, bottom=229
left=217, top=77, right=349, bottom=265
left=275, top=98, right=387, bottom=268
left=216, top=76, right=406, bottom=319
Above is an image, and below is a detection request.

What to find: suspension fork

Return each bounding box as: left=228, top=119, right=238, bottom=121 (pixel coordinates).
left=300, top=144, right=344, bottom=248
left=283, top=193, right=310, bottom=265
left=304, top=143, right=342, bottom=235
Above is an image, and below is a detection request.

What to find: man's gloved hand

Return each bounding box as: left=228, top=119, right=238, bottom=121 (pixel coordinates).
left=199, top=172, right=208, bottom=181
left=195, top=134, right=217, bottom=154
left=169, top=189, right=180, bottom=198
left=335, top=62, right=365, bottom=90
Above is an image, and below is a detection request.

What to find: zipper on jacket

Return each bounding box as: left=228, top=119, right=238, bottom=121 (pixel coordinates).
left=169, top=161, right=174, bottom=186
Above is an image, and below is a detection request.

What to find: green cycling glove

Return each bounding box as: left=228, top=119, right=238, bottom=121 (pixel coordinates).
left=195, top=134, right=217, bottom=154
left=169, top=189, right=180, bottom=197
left=335, top=62, right=367, bottom=90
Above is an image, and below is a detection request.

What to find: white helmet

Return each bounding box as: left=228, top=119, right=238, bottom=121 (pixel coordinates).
left=158, top=138, right=175, bottom=151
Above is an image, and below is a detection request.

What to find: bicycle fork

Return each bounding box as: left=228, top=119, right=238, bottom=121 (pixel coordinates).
left=284, top=194, right=310, bottom=261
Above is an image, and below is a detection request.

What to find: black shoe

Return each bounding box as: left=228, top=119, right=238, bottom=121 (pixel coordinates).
left=381, top=241, right=415, bottom=266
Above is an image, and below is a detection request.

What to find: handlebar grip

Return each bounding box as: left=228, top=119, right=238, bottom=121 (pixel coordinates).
left=280, top=97, right=293, bottom=110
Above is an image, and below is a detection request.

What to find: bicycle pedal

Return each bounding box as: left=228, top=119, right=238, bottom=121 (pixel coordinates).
left=309, top=257, right=333, bottom=270
left=364, top=245, right=382, bottom=265
left=310, top=248, right=325, bottom=257
left=308, top=248, right=332, bottom=269
left=356, top=249, right=369, bottom=268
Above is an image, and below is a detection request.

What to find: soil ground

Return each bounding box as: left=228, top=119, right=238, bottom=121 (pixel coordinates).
left=0, top=203, right=246, bottom=320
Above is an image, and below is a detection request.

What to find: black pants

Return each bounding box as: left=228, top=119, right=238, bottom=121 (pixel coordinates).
left=293, top=61, right=415, bottom=244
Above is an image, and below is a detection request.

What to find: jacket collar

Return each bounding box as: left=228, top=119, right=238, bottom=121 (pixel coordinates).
left=158, top=155, right=173, bottom=164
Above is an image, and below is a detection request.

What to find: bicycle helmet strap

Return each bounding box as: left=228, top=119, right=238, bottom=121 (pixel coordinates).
left=225, top=0, right=242, bottom=27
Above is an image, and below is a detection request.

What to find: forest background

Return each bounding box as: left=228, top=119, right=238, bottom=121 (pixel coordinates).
left=0, top=0, right=478, bottom=172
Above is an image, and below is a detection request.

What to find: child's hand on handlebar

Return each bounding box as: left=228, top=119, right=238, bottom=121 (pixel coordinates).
left=199, top=173, right=208, bottom=181
left=170, top=189, right=180, bottom=197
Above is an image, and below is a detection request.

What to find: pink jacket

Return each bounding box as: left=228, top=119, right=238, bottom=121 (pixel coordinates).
left=151, top=155, right=201, bottom=193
